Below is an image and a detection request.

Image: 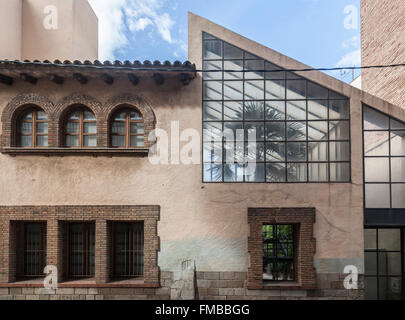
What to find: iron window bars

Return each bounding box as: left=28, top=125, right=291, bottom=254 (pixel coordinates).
left=22, top=222, right=46, bottom=278
left=202, top=32, right=351, bottom=183
left=112, top=222, right=144, bottom=278
left=262, top=224, right=295, bottom=281
left=67, top=222, right=95, bottom=279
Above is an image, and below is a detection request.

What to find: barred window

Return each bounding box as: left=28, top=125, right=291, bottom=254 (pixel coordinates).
left=18, top=108, right=48, bottom=147
left=112, top=222, right=144, bottom=278
left=263, top=224, right=295, bottom=281
left=21, top=222, right=47, bottom=278
left=202, top=32, right=351, bottom=183
left=67, top=223, right=95, bottom=279
left=111, top=108, right=145, bottom=148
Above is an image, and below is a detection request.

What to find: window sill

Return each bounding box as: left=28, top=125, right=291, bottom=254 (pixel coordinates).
left=248, top=282, right=302, bottom=290
left=1, top=147, right=149, bottom=157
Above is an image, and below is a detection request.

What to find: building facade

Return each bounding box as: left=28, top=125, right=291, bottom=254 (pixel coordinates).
left=0, top=7, right=403, bottom=300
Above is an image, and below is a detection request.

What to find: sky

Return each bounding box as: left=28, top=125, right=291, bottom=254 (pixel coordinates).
left=88, top=0, right=361, bottom=82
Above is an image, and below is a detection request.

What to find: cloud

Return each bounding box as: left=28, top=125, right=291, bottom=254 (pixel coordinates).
left=341, top=35, right=360, bottom=49
left=336, top=49, right=361, bottom=68
left=88, top=0, right=176, bottom=60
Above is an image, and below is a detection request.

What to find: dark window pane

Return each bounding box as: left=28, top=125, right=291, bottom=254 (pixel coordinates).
left=223, top=42, right=243, bottom=59
left=378, top=229, right=401, bottom=251
left=244, top=101, right=264, bottom=120
left=330, top=100, right=350, bottom=120
left=265, top=62, right=285, bottom=79
left=307, top=81, right=328, bottom=99
left=287, top=142, right=307, bottom=161
left=287, top=163, right=307, bottom=182
left=378, top=252, right=402, bottom=276
left=245, top=60, right=264, bottom=79
left=204, top=101, right=222, bottom=121
left=287, top=122, right=306, bottom=140
left=365, top=252, right=378, bottom=275
left=379, top=277, right=403, bottom=300
left=266, top=101, right=285, bottom=120
left=84, top=111, right=96, bottom=120
left=203, top=40, right=222, bottom=60
left=36, top=111, right=48, bottom=120
left=130, top=135, right=144, bottom=147
left=266, top=163, right=286, bottom=182
left=286, top=80, right=306, bottom=99
left=266, top=122, right=285, bottom=141
left=266, top=142, right=286, bottom=162
left=364, top=277, right=378, bottom=300
left=364, top=229, right=377, bottom=250
left=364, top=106, right=389, bottom=130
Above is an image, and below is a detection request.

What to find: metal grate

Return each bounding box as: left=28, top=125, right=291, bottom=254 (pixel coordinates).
left=68, top=223, right=95, bottom=278
left=113, top=222, right=144, bottom=278
left=262, top=224, right=295, bottom=281
left=23, top=222, right=46, bottom=277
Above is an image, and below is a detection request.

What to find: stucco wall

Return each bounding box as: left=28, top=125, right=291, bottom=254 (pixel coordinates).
left=0, top=0, right=22, bottom=60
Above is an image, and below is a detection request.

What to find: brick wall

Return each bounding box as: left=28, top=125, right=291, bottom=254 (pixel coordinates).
left=361, top=0, right=405, bottom=108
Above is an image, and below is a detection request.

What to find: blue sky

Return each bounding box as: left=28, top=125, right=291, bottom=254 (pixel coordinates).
left=88, top=0, right=361, bottom=82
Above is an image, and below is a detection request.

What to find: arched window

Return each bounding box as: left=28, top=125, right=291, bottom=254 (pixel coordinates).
left=111, top=108, right=144, bottom=147
left=64, top=107, right=97, bottom=147
left=17, top=108, right=48, bottom=147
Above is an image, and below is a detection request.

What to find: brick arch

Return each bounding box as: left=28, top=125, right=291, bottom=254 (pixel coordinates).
left=103, top=94, right=156, bottom=148
left=1, top=93, right=54, bottom=147
left=54, top=94, right=103, bottom=147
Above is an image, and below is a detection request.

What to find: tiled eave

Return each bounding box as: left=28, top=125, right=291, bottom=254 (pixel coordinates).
left=0, top=59, right=197, bottom=86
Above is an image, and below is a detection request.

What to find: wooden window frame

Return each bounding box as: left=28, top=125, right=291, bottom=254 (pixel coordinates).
left=64, top=108, right=97, bottom=148
left=18, top=109, right=48, bottom=148
left=110, top=109, right=144, bottom=148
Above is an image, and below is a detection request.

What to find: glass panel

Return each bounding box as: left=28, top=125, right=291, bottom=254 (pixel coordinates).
left=84, top=122, right=97, bottom=134
left=309, top=163, right=328, bottom=182
left=114, top=112, right=127, bottom=121
left=364, top=277, right=378, bottom=300
left=266, top=163, right=286, bottom=182
left=308, top=142, right=328, bottom=161
left=308, top=121, right=328, bottom=141
left=364, top=229, right=377, bottom=250
left=222, top=101, right=242, bottom=120
left=112, top=135, right=125, bottom=147
left=203, top=33, right=216, bottom=40
left=287, top=142, right=307, bottom=161
left=19, top=135, right=32, bottom=147
left=36, top=135, right=48, bottom=147
left=329, top=100, right=350, bottom=120
left=266, top=122, right=285, bottom=141
left=111, top=121, right=126, bottom=135
left=364, top=107, right=389, bottom=130
left=287, top=163, right=307, bottom=182
left=66, top=135, right=79, bottom=147
left=330, top=162, right=350, bottom=182
left=224, top=141, right=244, bottom=163
left=203, top=60, right=222, bottom=80
left=390, top=119, right=405, bottom=130
left=130, top=135, right=144, bottom=147
left=365, top=184, right=390, bottom=208
left=244, top=101, right=264, bottom=120
left=365, top=252, right=378, bottom=275
left=378, top=252, right=402, bottom=276
left=245, top=80, right=264, bottom=100
left=392, top=184, right=405, bottom=208
left=224, top=60, right=243, bottom=80
left=224, top=164, right=244, bottom=182
left=223, top=81, right=243, bottom=100
left=378, top=229, right=401, bottom=251
left=203, top=163, right=222, bottom=182
left=379, top=277, right=403, bottom=300
left=307, top=81, right=328, bottom=99
left=390, top=131, right=405, bottom=156
left=204, top=101, right=222, bottom=121
left=245, top=163, right=265, bottom=182
left=84, top=111, right=96, bottom=120
left=223, top=42, right=243, bottom=59
left=308, top=100, right=328, bottom=120
left=266, top=142, right=285, bottom=161
left=329, top=121, right=350, bottom=140
left=130, top=111, right=142, bottom=120
left=66, top=122, right=79, bottom=134
left=36, top=111, right=48, bottom=120
left=203, top=142, right=222, bottom=163
left=245, top=60, right=264, bottom=79
left=286, top=80, right=306, bottom=99
left=203, top=40, right=222, bottom=60
left=36, top=122, right=48, bottom=134
left=391, top=158, right=405, bottom=182
left=203, top=81, right=222, bottom=100
left=130, top=123, right=144, bottom=134
left=265, top=80, right=285, bottom=100
left=265, top=62, right=285, bottom=80
left=83, top=135, right=97, bottom=147
left=266, top=101, right=285, bottom=120
left=364, top=131, right=389, bottom=156
left=245, top=122, right=265, bottom=141
left=329, top=142, right=350, bottom=161
left=364, top=158, right=390, bottom=182
left=20, top=122, right=32, bottom=134
left=204, top=122, right=222, bottom=142
left=22, top=112, right=33, bottom=120
left=286, top=101, right=306, bottom=120
left=287, top=122, right=306, bottom=140
left=68, top=111, right=80, bottom=121
left=224, top=122, right=244, bottom=141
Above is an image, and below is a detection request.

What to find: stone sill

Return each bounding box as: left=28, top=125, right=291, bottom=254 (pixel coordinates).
left=1, top=147, right=149, bottom=157
left=0, top=278, right=159, bottom=288
left=248, top=282, right=303, bottom=290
